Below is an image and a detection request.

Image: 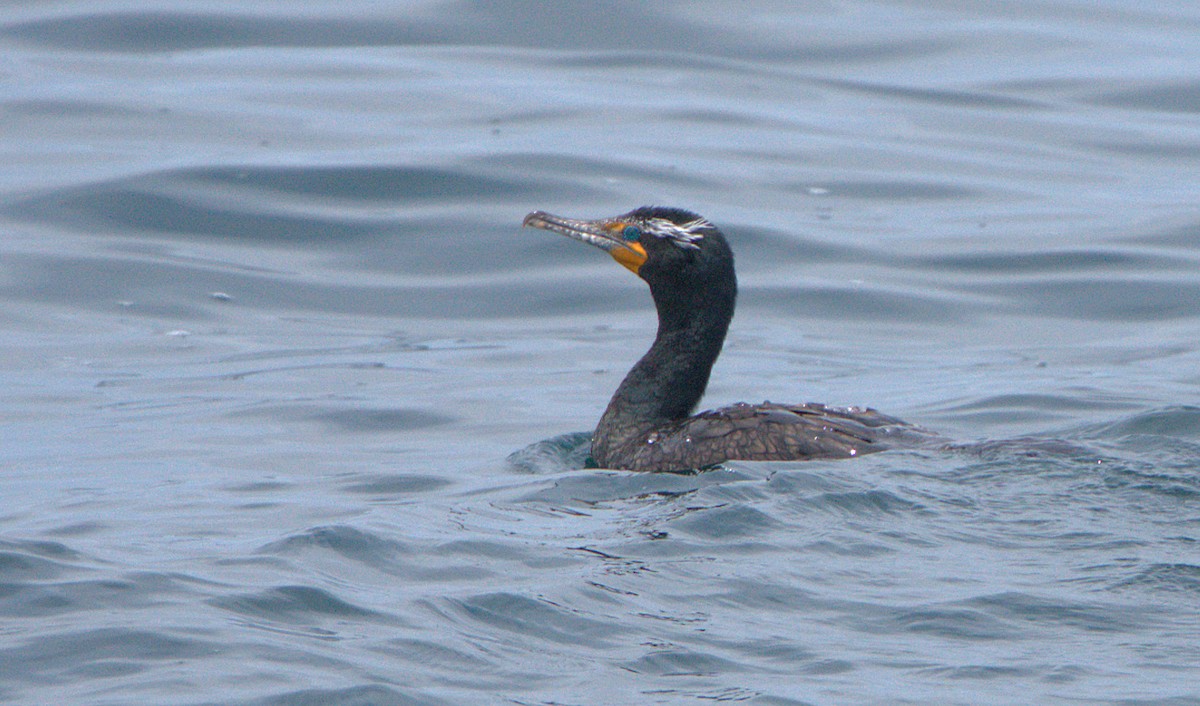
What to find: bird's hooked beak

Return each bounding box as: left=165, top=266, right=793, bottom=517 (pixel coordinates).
left=523, top=210, right=647, bottom=275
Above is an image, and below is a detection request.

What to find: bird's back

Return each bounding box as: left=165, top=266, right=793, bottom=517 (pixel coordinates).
left=597, top=402, right=912, bottom=472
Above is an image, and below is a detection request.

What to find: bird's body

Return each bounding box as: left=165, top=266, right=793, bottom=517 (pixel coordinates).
left=593, top=400, right=908, bottom=473
left=523, top=206, right=911, bottom=472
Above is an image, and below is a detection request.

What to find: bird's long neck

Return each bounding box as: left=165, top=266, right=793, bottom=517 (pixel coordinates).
left=593, top=272, right=736, bottom=456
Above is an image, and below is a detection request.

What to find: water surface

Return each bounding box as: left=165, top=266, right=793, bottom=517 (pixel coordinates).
left=3, top=2, right=1200, bottom=704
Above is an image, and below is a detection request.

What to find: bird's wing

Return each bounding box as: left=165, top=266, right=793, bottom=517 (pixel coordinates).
left=668, top=402, right=901, bottom=463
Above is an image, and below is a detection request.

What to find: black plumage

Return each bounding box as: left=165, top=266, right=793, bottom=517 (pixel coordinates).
left=523, top=206, right=910, bottom=472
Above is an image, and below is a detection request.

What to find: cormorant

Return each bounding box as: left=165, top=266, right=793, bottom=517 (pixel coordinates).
left=524, top=206, right=911, bottom=472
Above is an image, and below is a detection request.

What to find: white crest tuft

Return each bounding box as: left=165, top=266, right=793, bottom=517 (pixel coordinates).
left=644, top=217, right=710, bottom=251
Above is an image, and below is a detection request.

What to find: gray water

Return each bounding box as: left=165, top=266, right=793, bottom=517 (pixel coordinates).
left=4, top=2, right=1200, bottom=704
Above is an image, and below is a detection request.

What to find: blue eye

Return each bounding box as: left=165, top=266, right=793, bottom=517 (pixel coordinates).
left=622, top=225, right=642, bottom=241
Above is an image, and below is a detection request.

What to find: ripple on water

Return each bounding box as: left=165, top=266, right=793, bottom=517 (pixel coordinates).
left=5, top=1, right=1200, bottom=703
left=0, top=571, right=201, bottom=618
left=258, top=525, right=493, bottom=583
left=625, top=646, right=748, bottom=676
left=1105, top=563, right=1200, bottom=596
left=669, top=503, right=778, bottom=539
left=1085, top=405, right=1200, bottom=440
left=0, top=627, right=221, bottom=688
left=243, top=684, right=452, bottom=706
left=210, top=584, right=407, bottom=631
left=446, top=592, right=624, bottom=647
left=259, top=525, right=413, bottom=561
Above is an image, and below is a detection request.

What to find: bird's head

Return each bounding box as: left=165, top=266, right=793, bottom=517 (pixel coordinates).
left=523, top=206, right=733, bottom=291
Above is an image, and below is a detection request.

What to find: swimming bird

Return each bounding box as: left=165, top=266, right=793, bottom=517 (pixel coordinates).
left=523, top=206, right=912, bottom=472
